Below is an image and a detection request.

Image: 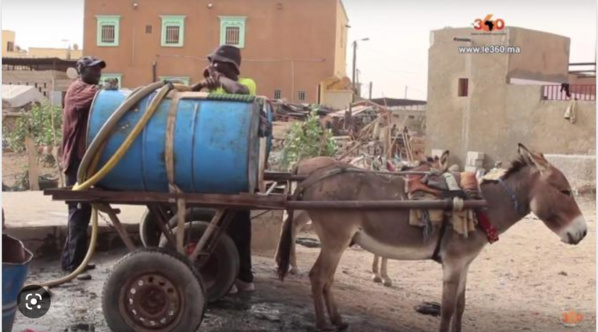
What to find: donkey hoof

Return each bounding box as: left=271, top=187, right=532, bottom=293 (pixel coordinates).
left=372, top=275, right=382, bottom=283
left=290, top=267, right=301, bottom=275
left=383, top=280, right=392, bottom=287
left=335, top=322, right=350, bottom=331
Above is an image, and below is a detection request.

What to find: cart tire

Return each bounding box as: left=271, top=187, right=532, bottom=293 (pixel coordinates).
left=102, top=248, right=205, bottom=332
left=159, top=221, right=239, bottom=303
left=140, top=208, right=213, bottom=247
left=168, top=208, right=217, bottom=229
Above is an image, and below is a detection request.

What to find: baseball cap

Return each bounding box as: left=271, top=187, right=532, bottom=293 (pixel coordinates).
left=76, top=56, right=106, bottom=69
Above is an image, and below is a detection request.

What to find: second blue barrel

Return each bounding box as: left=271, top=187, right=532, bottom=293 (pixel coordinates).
left=87, top=90, right=265, bottom=194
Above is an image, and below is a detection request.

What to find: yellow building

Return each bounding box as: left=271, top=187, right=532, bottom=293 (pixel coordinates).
left=2, top=30, right=27, bottom=57
left=2, top=30, right=82, bottom=59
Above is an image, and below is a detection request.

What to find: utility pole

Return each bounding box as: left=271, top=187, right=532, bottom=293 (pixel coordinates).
left=352, top=41, right=357, bottom=98
left=351, top=37, right=369, bottom=102
left=369, top=81, right=373, bottom=99
left=404, top=86, right=408, bottom=99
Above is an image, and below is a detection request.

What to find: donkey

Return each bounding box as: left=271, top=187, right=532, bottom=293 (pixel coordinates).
left=274, top=154, right=446, bottom=288
left=277, top=144, right=587, bottom=332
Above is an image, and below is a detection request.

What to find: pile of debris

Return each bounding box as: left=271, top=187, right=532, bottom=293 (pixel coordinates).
left=267, top=99, right=426, bottom=171
left=270, top=100, right=336, bottom=122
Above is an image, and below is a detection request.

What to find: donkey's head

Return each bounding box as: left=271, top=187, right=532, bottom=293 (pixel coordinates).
left=425, top=150, right=450, bottom=173
left=516, top=144, right=587, bottom=245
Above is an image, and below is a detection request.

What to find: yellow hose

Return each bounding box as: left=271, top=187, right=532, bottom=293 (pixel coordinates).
left=36, top=82, right=184, bottom=288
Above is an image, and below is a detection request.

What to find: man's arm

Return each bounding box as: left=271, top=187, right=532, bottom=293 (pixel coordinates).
left=75, top=84, right=100, bottom=111
left=218, top=76, right=250, bottom=95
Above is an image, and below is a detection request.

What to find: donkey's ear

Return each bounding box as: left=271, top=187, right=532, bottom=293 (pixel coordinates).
left=440, top=150, right=450, bottom=166
left=439, top=150, right=450, bottom=172
left=518, top=143, right=548, bottom=172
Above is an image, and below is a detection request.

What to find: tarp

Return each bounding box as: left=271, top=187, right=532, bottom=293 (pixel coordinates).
left=1, top=84, right=45, bottom=108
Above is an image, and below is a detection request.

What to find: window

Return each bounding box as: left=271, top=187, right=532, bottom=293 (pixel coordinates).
left=225, top=27, right=240, bottom=46
left=274, top=89, right=282, bottom=99
left=96, top=15, right=121, bottom=46
left=458, top=78, right=468, bottom=97
left=6, top=41, right=14, bottom=52
left=298, top=91, right=306, bottom=101
left=145, top=25, right=152, bottom=34
left=161, top=15, right=185, bottom=47
left=100, top=73, right=123, bottom=88
left=219, top=16, right=246, bottom=48
left=158, top=76, right=190, bottom=85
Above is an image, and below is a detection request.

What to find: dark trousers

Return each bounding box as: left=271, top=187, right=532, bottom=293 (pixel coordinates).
left=61, top=159, right=92, bottom=272
left=226, top=210, right=253, bottom=283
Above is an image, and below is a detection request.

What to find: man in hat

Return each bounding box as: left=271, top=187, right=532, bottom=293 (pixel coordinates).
left=192, top=45, right=256, bottom=294
left=60, top=56, right=106, bottom=280
left=192, top=45, right=256, bottom=95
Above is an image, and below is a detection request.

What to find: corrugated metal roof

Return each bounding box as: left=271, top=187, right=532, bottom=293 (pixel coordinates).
left=2, top=84, right=45, bottom=108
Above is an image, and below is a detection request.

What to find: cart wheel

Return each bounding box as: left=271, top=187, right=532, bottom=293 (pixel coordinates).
left=140, top=208, right=212, bottom=247
left=159, top=221, right=239, bottom=303
left=139, top=208, right=173, bottom=247
left=102, top=248, right=205, bottom=332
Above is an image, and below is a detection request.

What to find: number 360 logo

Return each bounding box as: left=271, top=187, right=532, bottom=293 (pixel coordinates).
left=473, top=14, right=505, bottom=32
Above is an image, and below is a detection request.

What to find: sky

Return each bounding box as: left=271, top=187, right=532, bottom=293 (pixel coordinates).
left=2, top=0, right=596, bottom=100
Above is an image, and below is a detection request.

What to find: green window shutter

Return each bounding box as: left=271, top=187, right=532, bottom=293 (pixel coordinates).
left=158, top=76, right=190, bottom=85
left=219, top=16, right=246, bottom=48
left=96, top=15, right=121, bottom=47
left=161, top=15, right=186, bottom=47
left=100, top=73, right=123, bottom=88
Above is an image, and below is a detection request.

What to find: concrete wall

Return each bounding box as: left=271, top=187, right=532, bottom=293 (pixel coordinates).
left=2, top=70, right=74, bottom=98
left=84, top=0, right=347, bottom=103
left=426, top=27, right=595, bottom=168
left=507, top=28, right=570, bottom=83
left=544, top=154, right=595, bottom=192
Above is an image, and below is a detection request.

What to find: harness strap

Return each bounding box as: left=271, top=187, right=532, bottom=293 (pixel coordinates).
left=431, top=216, right=448, bottom=263
left=497, top=178, right=521, bottom=214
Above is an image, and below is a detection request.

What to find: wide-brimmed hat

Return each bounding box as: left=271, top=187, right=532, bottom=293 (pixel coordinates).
left=207, top=45, right=241, bottom=74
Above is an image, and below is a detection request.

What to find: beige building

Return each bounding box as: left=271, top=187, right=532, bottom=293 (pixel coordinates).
left=426, top=27, right=596, bottom=168
left=83, top=0, right=349, bottom=103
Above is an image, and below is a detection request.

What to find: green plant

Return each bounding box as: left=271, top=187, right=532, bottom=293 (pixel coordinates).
left=281, top=109, right=337, bottom=171
left=3, top=102, right=62, bottom=152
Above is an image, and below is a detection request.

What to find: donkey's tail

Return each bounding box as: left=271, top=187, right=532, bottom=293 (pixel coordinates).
left=277, top=163, right=301, bottom=281
left=277, top=209, right=294, bottom=281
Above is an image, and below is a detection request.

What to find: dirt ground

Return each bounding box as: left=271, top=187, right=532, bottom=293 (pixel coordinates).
left=11, top=196, right=596, bottom=332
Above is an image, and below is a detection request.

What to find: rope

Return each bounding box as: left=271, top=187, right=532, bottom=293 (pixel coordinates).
left=206, top=93, right=256, bottom=103
left=452, top=197, right=464, bottom=212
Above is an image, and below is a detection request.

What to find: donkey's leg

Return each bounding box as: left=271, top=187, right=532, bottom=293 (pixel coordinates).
left=371, top=255, right=382, bottom=283
left=380, top=257, right=392, bottom=287
left=309, top=232, right=353, bottom=330
left=450, top=264, right=470, bottom=332
left=439, top=261, right=467, bottom=332
left=321, top=245, right=352, bottom=329
left=309, top=251, right=333, bottom=330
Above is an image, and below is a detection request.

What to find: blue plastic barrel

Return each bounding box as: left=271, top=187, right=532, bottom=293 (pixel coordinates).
left=2, top=234, right=33, bottom=332
left=87, top=90, right=271, bottom=194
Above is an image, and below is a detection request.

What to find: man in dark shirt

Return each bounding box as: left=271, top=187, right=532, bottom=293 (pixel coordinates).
left=60, top=56, right=105, bottom=280
left=192, top=45, right=256, bottom=294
